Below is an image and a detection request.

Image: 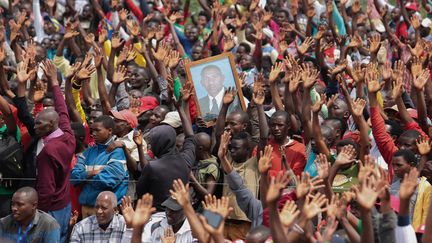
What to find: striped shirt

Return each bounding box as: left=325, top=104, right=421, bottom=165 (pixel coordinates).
left=70, top=214, right=126, bottom=243
left=151, top=218, right=194, bottom=243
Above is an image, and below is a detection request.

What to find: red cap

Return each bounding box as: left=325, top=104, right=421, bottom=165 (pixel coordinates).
left=110, top=110, right=138, bottom=128
left=138, top=96, right=159, bottom=114
left=405, top=2, right=418, bottom=11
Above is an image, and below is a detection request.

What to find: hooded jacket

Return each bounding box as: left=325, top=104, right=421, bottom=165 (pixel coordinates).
left=136, top=125, right=196, bottom=211
left=71, top=137, right=128, bottom=206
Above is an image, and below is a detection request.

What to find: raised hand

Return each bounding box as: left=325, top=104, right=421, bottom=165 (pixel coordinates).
left=180, top=80, right=194, bottom=102
left=348, top=34, right=362, bottom=48
left=33, top=80, right=46, bottom=102
left=391, top=60, right=405, bottom=81
left=249, top=0, right=259, bottom=10
left=111, top=33, right=124, bottom=49
left=314, top=153, right=330, bottom=180
left=119, top=9, right=129, bottom=22
left=366, top=66, right=382, bottom=93
left=75, top=63, right=96, bottom=80
left=296, top=172, right=325, bottom=199
left=381, top=62, right=392, bottom=81
left=120, top=196, right=135, bottom=228
left=65, top=61, right=81, bottom=80
left=354, top=176, right=383, bottom=210
left=311, top=96, right=325, bottom=114
left=223, top=87, right=236, bottom=105
left=399, top=168, right=419, bottom=201
left=315, top=26, right=326, bottom=40
left=411, top=56, right=422, bottom=80
left=287, top=67, right=302, bottom=93
left=41, top=60, right=59, bottom=85
left=351, top=0, right=361, bottom=14
left=169, top=179, right=190, bottom=207
left=258, top=145, right=273, bottom=174
left=263, top=10, right=273, bottom=22
left=133, top=129, right=143, bottom=146
left=328, top=59, right=347, bottom=75
left=334, top=145, right=356, bottom=166
left=218, top=131, right=231, bottom=161
left=99, top=28, right=108, bottom=44
left=302, top=192, right=328, bottom=219
left=266, top=171, right=291, bottom=205
left=315, top=216, right=339, bottom=242
left=301, top=64, right=319, bottom=89
left=161, top=227, right=176, bottom=243
left=351, top=98, right=366, bottom=118
left=252, top=74, right=265, bottom=105
left=152, top=42, right=169, bottom=62
left=279, top=200, right=300, bottom=229
left=391, top=77, right=403, bottom=100
left=223, top=34, right=235, bottom=53
left=126, top=19, right=140, bottom=36
left=64, top=22, right=79, bottom=39
left=358, top=155, right=377, bottom=182
left=132, top=193, right=156, bottom=228
left=16, top=60, right=32, bottom=83
left=167, top=50, right=181, bottom=69
left=416, top=137, right=431, bottom=156
left=202, top=195, right=232, bottom=219
left=296, top=37, right=314, bottom=56
left=412, top=68, right=430, bottom=91
left=269, top=62, right=284, bottom=83
left=408, top=40, right=424, bottom=58
left=113, top=65, right=129, bottom=84
left=9, top=19, right=21, bottom=42
left=326, top=93, right=339, bottom=110
left=84, top=33, right=95, bottom=46
left=368, top=33, right=381, bottom=55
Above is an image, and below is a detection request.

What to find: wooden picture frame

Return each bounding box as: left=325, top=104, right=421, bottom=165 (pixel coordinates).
left=185, top=52, right=246, bottom=122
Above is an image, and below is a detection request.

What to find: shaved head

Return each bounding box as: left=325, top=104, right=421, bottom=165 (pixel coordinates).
left=34, top=107, right=59, bottom=137
left=15, top=187, right=38, bottom=203
left=195, top=132, right=211, bottom=151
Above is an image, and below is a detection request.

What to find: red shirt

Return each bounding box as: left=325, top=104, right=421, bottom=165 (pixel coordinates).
left=370, top=106, right=427, bottom=182
left=254, top=138, right=306, bottom=176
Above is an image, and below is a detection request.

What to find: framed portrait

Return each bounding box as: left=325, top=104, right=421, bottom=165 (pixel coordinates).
left=185, top=52, right=246, bottom=122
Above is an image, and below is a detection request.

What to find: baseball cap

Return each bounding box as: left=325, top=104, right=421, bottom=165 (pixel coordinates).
left=422, top=18, right=432, bottom=28
left=161, top=111, right=182, bottom=128
left=138, top=96, right=159, bottom=114
left=405, top=2, right=418, bottom=11
left=110, top=109, right=138, bottom=128
left=162, top=197, right=182, bottom=211
left=263, top=28, right=274, bottom=39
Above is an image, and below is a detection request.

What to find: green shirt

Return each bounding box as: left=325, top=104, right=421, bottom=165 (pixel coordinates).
left=195, top=156, right=220, bottom=185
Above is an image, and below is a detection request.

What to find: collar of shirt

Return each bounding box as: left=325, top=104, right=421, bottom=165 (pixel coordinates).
left=42, top=128, right=64, bottom=143
left=160, top=217, right=192, bottom=235
left=14, top=210, right=41, bottom=228
left=209, top=88, right=225, bottom=109
left=90, top=214, right=122, bottom=231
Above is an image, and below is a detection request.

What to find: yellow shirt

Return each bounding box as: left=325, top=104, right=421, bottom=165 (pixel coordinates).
left=412, top=177, right=431, bottom=230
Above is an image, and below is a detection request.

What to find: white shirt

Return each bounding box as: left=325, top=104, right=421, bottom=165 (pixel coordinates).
left=208, top=88, right=225, bottom=111
left=151, top=218, right=194, bottom=243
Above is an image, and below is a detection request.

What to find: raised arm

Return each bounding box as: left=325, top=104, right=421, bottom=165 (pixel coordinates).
left=41, top=60, right=73, bottom=134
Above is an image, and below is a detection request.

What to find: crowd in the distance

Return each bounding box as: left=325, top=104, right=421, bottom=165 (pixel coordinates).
left=1, top=0, right=432, bottom=242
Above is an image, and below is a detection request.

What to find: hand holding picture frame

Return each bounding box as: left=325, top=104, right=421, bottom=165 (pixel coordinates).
left=184, top=52, right=246, bottom=123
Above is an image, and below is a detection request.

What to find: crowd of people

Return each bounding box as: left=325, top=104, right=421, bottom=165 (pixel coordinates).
left=0, top=0, right=432, bottom=242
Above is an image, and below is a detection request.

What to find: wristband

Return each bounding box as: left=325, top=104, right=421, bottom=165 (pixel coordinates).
left=293, top=223, right=304, bottom=234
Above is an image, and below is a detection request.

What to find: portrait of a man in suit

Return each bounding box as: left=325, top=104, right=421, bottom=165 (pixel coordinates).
left=198, top=65, right=239, bottom=120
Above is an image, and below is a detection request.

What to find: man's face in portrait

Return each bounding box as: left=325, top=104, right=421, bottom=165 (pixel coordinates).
left=200, top=66, right=225, bottom=97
